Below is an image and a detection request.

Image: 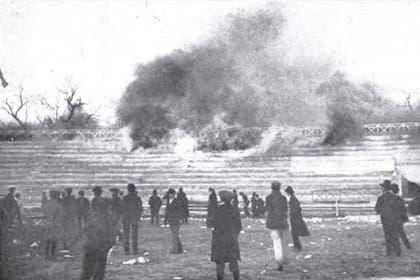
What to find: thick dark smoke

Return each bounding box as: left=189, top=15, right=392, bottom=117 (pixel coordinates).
left=117, top=6, right=330, bottom=149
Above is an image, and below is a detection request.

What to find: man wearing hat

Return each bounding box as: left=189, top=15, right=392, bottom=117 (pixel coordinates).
left=390, top=183, right=411, bottom=250
left=91, top=186, right=104, bottom=213
left=61, top=187, right=77, bottom=250
left=121, top=183, right=143, bottom=255
left=1, top=187, right=21, bottom=228
left=210, top=190, right=242, bottom=280
left=265, top=181, right=288, bottom=271
left=166, top=188, right=183, bottom=254
left=375, top=180, right=407, bottom=256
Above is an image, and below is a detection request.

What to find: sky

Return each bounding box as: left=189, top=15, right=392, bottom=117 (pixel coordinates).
left=1, top=0, right=420, bottom=126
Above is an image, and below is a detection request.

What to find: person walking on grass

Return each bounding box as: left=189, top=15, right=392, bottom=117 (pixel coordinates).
left=80, top=194, right=117, bottom=280
left=121, top=183, right=143, bottom=255
left=149, top=189, right=162, bottom=226
left=44, top=190, right=62, bottom=261
left=265, top=181, right=288, bottom=271
left=210, top=190, right=242, bottom=280
left=375, top=180, right=407, bottom=257
left=285, top=186, right=309, bottom=251
left=390, top=183, right=411, bottom=250
left=166, top=188, right=183, bottom=254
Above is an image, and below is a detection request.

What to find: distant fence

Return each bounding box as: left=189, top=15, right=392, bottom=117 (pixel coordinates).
left=363, top=122, right=420, bottom=135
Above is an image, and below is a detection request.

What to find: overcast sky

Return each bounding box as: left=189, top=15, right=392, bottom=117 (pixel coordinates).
left=1, top=0, right=420, bottom=125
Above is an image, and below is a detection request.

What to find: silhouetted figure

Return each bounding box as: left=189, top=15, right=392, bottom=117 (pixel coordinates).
left=232, top=190, right=239, bottom=209
left=375, top=180, right=407, bottom=257
left=76, top=190, right=90, bottom=229
left=0, top=201, right=10, bottom=280
left=1, top=187, right=22, bottom=228
left=251, top=192, right=257, bottom=218
left=210, top=190, right=242, bottom=280
left=44, top=190, right=61, bottom=260
left=166, top=188, right=183, bottom=254
left=206, top=188, right=218, bottom=228
left=255, top=195, right=265, bottom=218
left=239, top=192, right=250, bottom=218
left=149, top=189, right=162, bottom=226
left=121, top=183, right=143, bottom=255
left=80, top=193, right=117, bottom=280
left=163, top=191, right=169, bottom=226
left=266, top=181, right=288, bottom=271
left=177, top=188, right=189, bottom=224
left=285, top=186, right=309, bottom=251
left=390, top=183, right=411, bottom=250
left=61, top=187, right=78, bottom=250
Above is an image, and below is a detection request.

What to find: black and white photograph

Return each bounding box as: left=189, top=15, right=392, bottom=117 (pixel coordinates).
left=1, top=0, right=420, bottom=279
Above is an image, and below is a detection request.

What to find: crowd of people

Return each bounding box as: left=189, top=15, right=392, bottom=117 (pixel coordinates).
left=0, top=179, right=419, bottom=280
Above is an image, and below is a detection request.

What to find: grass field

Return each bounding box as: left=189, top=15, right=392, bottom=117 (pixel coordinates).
left=9, top=215, right=420, bottom=280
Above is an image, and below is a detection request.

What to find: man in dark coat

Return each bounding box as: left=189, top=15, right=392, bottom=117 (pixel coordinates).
left=375, top=180, right=407, bottom=257
left=121, top=183, right=143, bottom=255
left=44, top=190, right=62, bottom=260
left=149, top=189, right=162, bottom=226
left=232, top=190, right=239, bottom=209
left=61, top=187, right=78, bottom=250
left=166, top=188, right=183, bottom=254
left=285, top=186, right=309, bottom=251
left=1, top=187, right=21, bottom=228
left=239, top=192, right=250, bottom=218
left=177, top=188, right=189, bottom=224
left=210, top=190, right=242, bottom=280
left=76, top=190, right=90, bottom=229
left=255, top=195, right=265, bottom=218
left=80, top=193, right=117, bottom=280
left=390, top=183, right=411, bottom=250
left=0, top=200, right=10, bottom=280
left=265, top=181, right=288, bottom=271
left=206, top=188, right=218, bottom=228
left=251, top=192, right=257, bottom=218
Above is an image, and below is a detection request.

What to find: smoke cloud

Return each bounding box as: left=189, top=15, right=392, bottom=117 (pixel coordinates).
left=117, top=5, right=331, bottom=149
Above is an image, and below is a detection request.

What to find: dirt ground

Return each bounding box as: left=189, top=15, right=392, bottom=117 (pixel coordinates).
left=9, top=215, right=420, bottom=280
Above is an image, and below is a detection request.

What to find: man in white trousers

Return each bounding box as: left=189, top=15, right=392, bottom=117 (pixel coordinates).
left=265, top=181, right=289, bottom=271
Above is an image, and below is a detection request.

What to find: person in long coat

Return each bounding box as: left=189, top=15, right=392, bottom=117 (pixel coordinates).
left=375, top=180, right=407, bottom=257
left=265, top=181, right=288, bottom=271
left=210, top=190, right=242, bottom=280
left=44, top=190, right=62, bottom=260
left=61, top=187, right=78, bottom=250
left=177, top=188, right=189, bottom=224
left=206, top=188, right=218, bottom=228
left=166, top=188, right=183, bottom=254
left=121, top=183, right=143, bottom=255
left=239, top=192, right=250, bottom=218
left=149, top=189, right=163, bottom=226
left=251, top=192, right=257, bottom=218
left=285, top=186, right=309, bottom=251
left=390, top=183, right=411, bottom=250
left=76, top=190, right=90, bottom=229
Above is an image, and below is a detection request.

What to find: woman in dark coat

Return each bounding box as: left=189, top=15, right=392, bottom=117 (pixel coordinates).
left=206, top=188, right=218, bottom=228
left=285, top=186, right=309, bottom=251
left=210, top=190, right=242, bottom=280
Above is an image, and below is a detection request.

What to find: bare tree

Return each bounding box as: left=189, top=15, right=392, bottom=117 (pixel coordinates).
left=38, top=95, right=61, bottom=123
left=1, top=87, right=29, bottom=128
left=59, top=83, right=85, bottom=123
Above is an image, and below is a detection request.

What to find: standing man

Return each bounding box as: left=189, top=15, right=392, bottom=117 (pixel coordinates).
left=149, top=189, right=162, bottom=226
left=44, top=190, right=61, bottom=260
left=61, top=187, right=78, bottom=250
left=232, top=190, right=239, bottom=209
left=177, top=188, right=189, bottom=224
left=76, top=190, right=90, bottom=229
left=0, top=200, right=9, bottom=280
left=80, top=194, right=117, bottom=280
left=285, top=186, right=309, bottom=251
left=121, top=183, right=143, bottom=255
left=390, top=183, right=411, bottom=250
left=166, top=188, right=183, bottom=254
left=210, top=190, right=242, bottom=280
left=1, top=187, right=21, bottom=228
left=265, top=181, right=288, bottom=271
left=91, top=186, right=104, bottom=213
left=239, top=192, right=250, bottom=218
left=255, top=195, right=265, bottom=218
left=375, top=180, right=407, bottom=257
left=206, top=188, right=218, bottom=228
left=251, top=192, right=257, bottom=218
